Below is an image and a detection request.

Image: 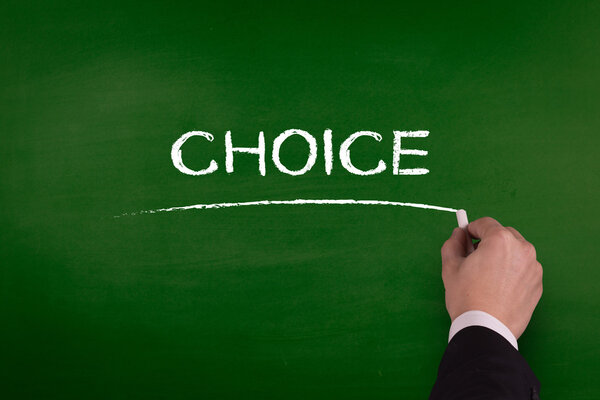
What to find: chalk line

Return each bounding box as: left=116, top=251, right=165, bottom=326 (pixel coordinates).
left=115, top=199, right=458, bottom=217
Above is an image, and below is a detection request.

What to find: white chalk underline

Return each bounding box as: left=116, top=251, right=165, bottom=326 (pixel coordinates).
left=116, top=199, right=458, bottom=217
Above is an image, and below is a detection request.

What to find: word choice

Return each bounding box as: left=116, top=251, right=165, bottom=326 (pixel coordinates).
left=171, top=129, right=429, bottom=176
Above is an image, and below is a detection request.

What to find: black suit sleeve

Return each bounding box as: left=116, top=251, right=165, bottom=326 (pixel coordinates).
left=429, top=326, right=540, bottom=400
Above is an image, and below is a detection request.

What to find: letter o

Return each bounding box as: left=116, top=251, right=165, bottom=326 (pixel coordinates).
left=272, top=129, right=318, bottom=176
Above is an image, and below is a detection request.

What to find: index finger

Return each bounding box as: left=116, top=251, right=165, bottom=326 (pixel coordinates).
left=467, top=216, right=503, bottom=240
left=441, top=227, right=468, bottom=269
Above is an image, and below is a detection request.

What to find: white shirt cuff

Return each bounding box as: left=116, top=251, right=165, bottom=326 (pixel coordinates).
left=448, top=310, right=518, bottom=350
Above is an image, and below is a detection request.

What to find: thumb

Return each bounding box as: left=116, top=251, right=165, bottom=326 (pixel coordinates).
left=467, top=216, right=503, bottom=240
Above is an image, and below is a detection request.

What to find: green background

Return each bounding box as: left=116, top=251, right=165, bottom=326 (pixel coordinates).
left=1, top=1, right=599, bottom=398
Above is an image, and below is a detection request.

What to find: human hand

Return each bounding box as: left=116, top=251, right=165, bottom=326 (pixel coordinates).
left=441, top=217, right=543, bottom=339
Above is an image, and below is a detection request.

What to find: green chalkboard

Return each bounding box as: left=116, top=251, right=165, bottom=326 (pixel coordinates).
left=1, top=1, right=599, bottom=398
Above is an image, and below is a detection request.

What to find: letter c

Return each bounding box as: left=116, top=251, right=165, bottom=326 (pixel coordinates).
left=171, top=131, right=218, bottom=175
left=339, top=131, right=387, bottom=175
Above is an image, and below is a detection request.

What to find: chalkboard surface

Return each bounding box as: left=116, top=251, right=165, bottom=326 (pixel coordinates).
left=2, top=1, right=599, bottom=398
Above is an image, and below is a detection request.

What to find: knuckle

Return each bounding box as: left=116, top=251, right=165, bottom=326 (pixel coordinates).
left=479, top=216, right=497, bottom=226
left=441, top=240, right=452, bottom=255
left=441, top=268, right=448, bottom=281
left=440, top=243, right=448, bottom=257
left=524, top=242, right=537, bottom=259
left=491, top=228, right=513, bottom=244
left=536, top=262, right=544, bottom=278
left=441, top=239, right=450, bottom=249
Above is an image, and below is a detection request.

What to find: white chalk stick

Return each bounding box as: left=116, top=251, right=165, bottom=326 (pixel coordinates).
left=456, top=209, right=475, bottom=254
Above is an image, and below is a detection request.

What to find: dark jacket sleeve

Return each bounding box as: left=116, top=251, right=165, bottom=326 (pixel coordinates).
left=429, top=326, right=540, bottom=400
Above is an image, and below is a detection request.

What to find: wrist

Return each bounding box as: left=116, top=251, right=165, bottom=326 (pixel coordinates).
left=448, top=310, right=519, bottom=350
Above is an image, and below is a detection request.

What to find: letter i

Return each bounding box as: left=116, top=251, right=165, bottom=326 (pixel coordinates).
left=324, top=129, right=333, bottom=175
